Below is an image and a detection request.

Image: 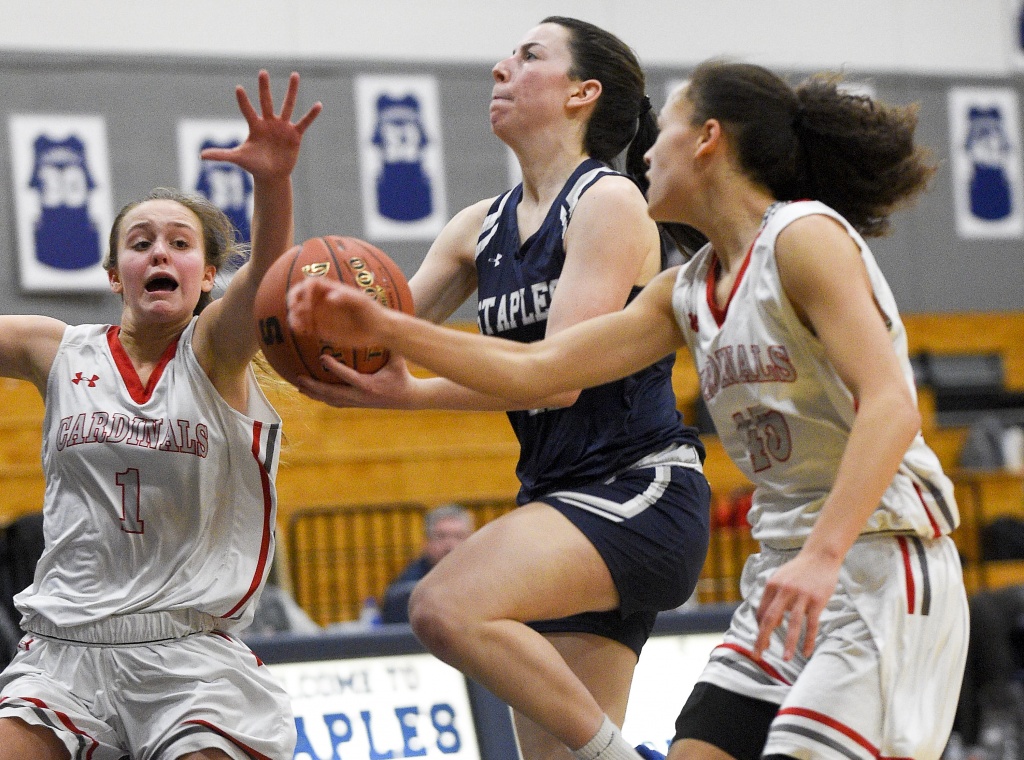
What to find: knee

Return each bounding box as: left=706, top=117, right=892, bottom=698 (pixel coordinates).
left=407, top=579, right=466, bottom=659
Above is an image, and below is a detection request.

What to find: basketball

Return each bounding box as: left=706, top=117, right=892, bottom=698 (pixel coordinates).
left=253, top=235, right=414, bottom=384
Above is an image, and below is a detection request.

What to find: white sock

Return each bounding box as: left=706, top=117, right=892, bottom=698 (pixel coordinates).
left=571, top=716, right=640, bottom=760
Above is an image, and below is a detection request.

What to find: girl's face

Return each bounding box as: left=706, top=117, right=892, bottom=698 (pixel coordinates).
left=645, top=87, right=701, bottom=224
left=109, top=199, right=215, bottom=324
left=489, top=23, right=580, bottom=142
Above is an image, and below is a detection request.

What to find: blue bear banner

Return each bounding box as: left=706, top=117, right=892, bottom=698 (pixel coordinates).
left=355, top=75, right=448, bottom=241
left=8, top=114, right=113, bottom=292
left=948, top=87, right=1024, bottom=239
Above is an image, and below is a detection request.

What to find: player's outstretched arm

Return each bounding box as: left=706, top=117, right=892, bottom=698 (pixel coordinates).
left=0, top=316, right=67, bottom=394
left=194, top=70, right=322, bottom=381
left=287, top=267, right=686, bottom=404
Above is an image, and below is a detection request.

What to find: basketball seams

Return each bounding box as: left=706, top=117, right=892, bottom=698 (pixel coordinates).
left=324, top=236, right=363, bottom=372
left=284, top=239, right=325, bottom=382
left=348, top=237, right=414, bottom=315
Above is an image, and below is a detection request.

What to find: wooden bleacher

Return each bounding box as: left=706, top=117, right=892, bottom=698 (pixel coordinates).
left=0, top=311, right=1021, bottom=622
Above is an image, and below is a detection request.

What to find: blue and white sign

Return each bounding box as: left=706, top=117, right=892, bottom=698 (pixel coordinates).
left=948, top=87, right=1024, bottom=239
left=178, top=118, right=253, bottom=276
left=355, top=75, right=448, bottom=241
left=269, top=652, right=481, bottom=760
left=8, top=114, right=113, bottom=292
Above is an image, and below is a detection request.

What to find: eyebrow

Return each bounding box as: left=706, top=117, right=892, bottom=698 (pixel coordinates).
left=125, top=220, right=197, bottom=235
left=515, top=41, right=544, bottom=55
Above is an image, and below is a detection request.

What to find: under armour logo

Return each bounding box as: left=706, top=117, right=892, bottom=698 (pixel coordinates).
left=72, top=372, right=99, bottom=387
left=688, top=312, right=699, bottom=332
left=488, top=253, right=502, bottom=267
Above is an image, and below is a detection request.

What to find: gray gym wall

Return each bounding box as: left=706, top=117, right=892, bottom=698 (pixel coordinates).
left=0, top=51, right=1019, bottom=324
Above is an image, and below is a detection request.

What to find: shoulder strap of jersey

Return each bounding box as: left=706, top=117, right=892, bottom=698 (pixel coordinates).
left=559, top=160, right=617, bottom=240
left=475, top=188, right=517, bottom=260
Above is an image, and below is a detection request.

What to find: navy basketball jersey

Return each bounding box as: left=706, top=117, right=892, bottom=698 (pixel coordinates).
left=29, top=135, right=101, bottom=270
left=196, top=139, right=254, bottom=245
left=372, top=93, right=433, bottom=222
left=475, top=158, right=703, bottom=503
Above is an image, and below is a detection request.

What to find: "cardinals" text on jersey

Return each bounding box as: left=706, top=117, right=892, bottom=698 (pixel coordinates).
left=55, top=412, right=209, bottom=457
left=700, top=343, right=797, bottom=401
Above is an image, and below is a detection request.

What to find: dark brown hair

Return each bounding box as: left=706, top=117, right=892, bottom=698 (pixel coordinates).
left=543, top=16, right=656, bottom=192
left=685, top=60, right=936, bottom=236
left=106, top=187, right=244, bottom=314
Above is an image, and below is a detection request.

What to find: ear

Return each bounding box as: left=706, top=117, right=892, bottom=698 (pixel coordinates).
left=567, top=78, right=602, bottom=112
left=694, top=118, right=723, bottom=158
left=200, top=264, right=217, bottom=293
left=108, top=267, right=123, bottom=294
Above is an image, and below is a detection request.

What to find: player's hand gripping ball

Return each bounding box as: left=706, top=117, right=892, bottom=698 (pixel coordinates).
left=254, top=235, right=414, bottom=385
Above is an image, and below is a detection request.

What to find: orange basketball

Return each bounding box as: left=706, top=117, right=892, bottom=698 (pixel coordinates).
left=254, top=235, right=414, bottom=384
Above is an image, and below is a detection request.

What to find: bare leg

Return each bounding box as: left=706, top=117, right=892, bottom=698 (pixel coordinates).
left=176, top=750, right=234, bottom=760
left=409, top=503, right=621, bottom=750
left=0, top=717, right=69, bottom=760
left=514, top=632, right=638, bottom=760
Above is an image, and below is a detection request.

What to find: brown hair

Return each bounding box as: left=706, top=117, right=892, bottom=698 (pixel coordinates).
left=106, top=187, right=244, bottom=314
left=542, top=16, right=656, bottom=193
left=685, top=60, right=936, bottom=236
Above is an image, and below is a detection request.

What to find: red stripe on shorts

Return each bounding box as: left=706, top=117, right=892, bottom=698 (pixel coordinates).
left=777, top=706, right=878, bottom=756
left=897, top=535, right=915, bottom=614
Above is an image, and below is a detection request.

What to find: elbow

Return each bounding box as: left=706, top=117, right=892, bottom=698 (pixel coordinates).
left=904, top=401, right=922, bottom=443
left=888, top=388, right=922, bottom=445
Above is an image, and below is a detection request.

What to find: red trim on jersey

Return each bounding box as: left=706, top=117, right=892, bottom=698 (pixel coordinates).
left=5, top=696, right=102, bottom=759
left=715, top=642, right=792, bottom=685
left=897, top=535, right=915, bottom=614
left=183, top=718, right=273, bottom=760
left=705, top=239, right=756, bottom=327
left=912, top=481, right=943, bottom=538
left=106, top=325, right=180, bottom=404
left=776, top=706, right=878, bottom=756
left=223, top=421, right=273, bottom=618
left=212, top=629, right=265, bottom=665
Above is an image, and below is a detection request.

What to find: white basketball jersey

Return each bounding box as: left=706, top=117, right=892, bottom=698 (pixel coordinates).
left=16, top=318, right=282, bottom=634
left=672, top=201, right=958, bottom=546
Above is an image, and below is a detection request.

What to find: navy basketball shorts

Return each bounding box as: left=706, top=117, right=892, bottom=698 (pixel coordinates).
left=530, top=443, right=711, bottom=655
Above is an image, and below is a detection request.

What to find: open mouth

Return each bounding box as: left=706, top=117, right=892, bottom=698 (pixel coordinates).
left=144, top=277, right=179, bottom=293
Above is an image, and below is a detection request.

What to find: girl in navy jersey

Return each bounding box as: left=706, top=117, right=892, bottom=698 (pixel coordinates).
left=298, top=17, right=710, bottom=760
left=0, top=72, right=320, bottom=760
left=289, top=61, right=969, bottom=760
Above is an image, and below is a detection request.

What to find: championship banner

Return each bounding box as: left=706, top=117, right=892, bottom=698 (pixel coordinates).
left=269, top=652, right=482, bottom=760
left=948, top=87, right=1024, bottom=239
left=8, top=114, right=113, bottom=292
left=354, top=74, right=448, bottom=241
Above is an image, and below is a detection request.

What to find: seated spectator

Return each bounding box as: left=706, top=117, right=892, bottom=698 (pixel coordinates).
left=380, top=504, right=475, bottom=623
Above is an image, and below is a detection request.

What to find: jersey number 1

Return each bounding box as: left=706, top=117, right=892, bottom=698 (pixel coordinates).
left=115, top=467, right=145, bottom=534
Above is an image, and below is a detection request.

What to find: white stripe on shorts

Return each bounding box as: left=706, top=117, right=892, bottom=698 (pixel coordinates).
left=546, top=464, right=672, bottom=522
